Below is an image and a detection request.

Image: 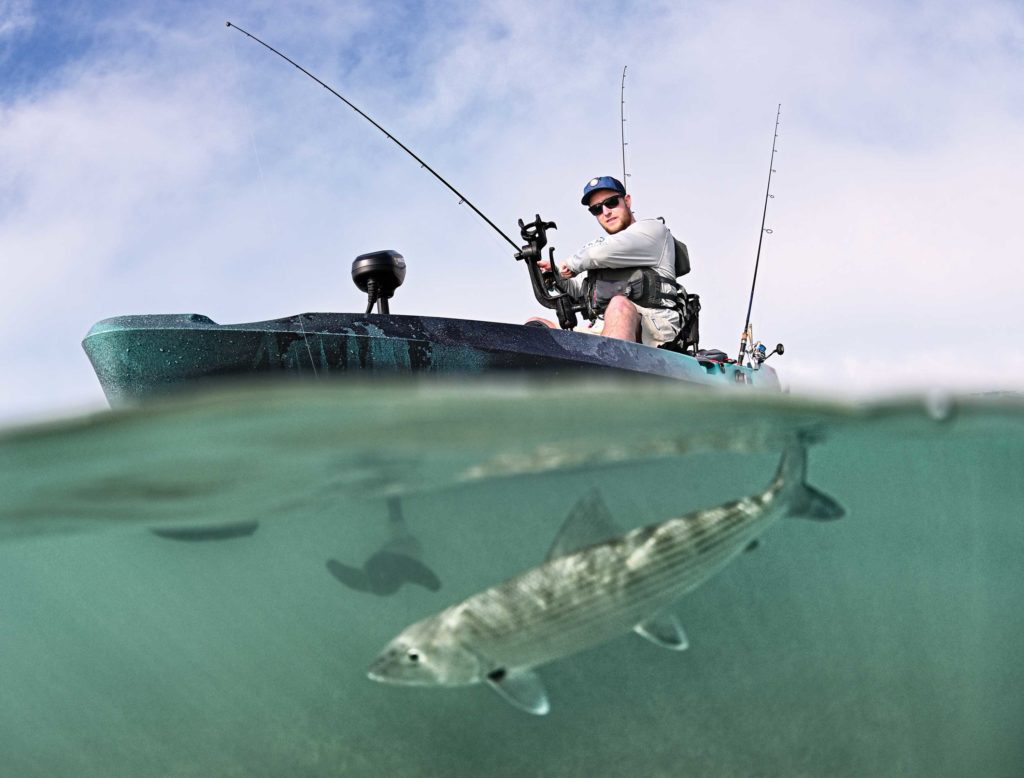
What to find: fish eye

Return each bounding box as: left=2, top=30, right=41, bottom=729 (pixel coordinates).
left=406, top=649, right=420, bottom=663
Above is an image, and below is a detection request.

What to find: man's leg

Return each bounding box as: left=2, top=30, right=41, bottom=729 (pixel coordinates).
left=601, top=295, right=641, bottom=342
left=637, top=306, right=683, bottom=347
left=525, top=316, right=605, bottom=335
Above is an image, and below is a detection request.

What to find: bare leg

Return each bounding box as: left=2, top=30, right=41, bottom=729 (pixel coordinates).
left=601, top=295, right=641, bottom=342
left=526, top=316, right=604, bottom=336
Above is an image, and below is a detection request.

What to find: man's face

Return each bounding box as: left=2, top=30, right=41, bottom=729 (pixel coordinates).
left=587, top=189, right=634, bottom=234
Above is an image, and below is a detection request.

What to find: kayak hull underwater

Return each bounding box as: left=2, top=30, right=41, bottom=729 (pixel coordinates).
left=82, top=312, right=780, bottom=406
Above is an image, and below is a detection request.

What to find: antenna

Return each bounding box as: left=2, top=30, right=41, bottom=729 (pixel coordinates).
left=620, top=65, right=629, bottom=186
left=737, top=104, right=781, bottom=364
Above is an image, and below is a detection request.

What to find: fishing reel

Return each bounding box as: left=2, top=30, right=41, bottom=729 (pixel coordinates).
left=738, top=323, right=783, bottom=369
left=750, top=341, right=784, bottom=369
left=515, top=215, right=583, bottom=331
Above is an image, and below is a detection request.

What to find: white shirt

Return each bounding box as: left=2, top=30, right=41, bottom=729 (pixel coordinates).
left=566, top=218, right=676, bottom=278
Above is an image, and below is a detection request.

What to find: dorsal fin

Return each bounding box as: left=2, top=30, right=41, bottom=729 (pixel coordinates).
left=545, top=490, right=623, bottom=561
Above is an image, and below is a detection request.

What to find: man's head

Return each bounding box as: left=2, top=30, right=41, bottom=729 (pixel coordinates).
left=581, top=175, right=633, bottom=235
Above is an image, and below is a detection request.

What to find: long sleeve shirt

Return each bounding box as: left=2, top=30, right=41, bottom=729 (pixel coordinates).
left=561, top=218, right=677, bottom=297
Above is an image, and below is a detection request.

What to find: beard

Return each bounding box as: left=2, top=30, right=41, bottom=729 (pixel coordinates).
left=601, top=209, right=634, bottom=235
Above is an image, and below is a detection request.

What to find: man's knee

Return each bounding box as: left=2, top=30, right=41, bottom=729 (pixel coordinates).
left=605, top=295, right=638, bottom=319
left=602, top=295, right=641, bottom=342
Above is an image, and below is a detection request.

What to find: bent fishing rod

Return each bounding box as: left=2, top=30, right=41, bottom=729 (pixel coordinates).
left=737, top=104, right=782, bottom=363
left=225, top=21, right=520, bottom=252
left=620, top=65, right=629, bottom=186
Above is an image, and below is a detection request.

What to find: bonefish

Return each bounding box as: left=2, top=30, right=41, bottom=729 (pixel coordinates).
left=368, top=438, right=843, bottom=714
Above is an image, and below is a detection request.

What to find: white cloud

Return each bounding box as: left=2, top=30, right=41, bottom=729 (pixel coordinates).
left=783, top=349, right=1024, bottom=399
left=0, top=0, right=33, bottom=42
left=1, top=0, right=1023, bottom=422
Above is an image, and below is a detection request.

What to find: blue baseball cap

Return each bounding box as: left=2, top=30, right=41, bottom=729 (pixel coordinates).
left=581, top=175, right=626, bottom=205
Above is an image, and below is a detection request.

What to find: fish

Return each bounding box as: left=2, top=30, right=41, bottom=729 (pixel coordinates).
left=326, top=546, right=441, bottom=595
left=367, top=438, right=843, bottom=715
left=328, top=496, right=441, bottom=595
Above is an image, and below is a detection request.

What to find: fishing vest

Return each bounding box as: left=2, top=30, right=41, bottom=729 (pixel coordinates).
left=583, top=237, right=689, bottom=316
left=583, top=267, right=679, bottom=315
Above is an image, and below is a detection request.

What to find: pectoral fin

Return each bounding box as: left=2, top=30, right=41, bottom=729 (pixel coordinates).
left=634, top=613, right=689, bottom=651
left=486, top=668, right=550, bottom=716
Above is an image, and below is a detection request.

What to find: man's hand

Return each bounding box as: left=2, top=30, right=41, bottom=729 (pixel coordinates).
left=538, top=257, right=575, bottom=279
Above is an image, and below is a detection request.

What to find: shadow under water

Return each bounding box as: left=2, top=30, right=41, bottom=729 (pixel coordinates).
left=0, top=381, right=1021, bottom=776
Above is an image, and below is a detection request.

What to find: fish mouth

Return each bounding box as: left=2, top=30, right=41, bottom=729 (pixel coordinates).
left=367, top=669, right=420, bottom=686
left=366, top=658, right=390, bottom=682
left=366, top=662, right=429, bottom=686
left=367, top=658, right=409, bottom=684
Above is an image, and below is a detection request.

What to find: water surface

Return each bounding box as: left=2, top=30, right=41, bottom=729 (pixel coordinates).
left=1, top=381, right=1021, bottom=776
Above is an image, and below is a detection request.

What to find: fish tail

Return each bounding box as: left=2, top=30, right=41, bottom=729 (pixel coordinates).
left=776, top=437, right=845, bottom=521
left=786, top=482, right=845, bottom=520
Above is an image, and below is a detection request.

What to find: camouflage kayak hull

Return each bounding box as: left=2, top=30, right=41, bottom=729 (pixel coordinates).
left=82, top=312, right=780, bottom=406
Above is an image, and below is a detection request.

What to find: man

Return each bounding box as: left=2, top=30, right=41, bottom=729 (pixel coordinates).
left=537, top=176, right=683, bottom=347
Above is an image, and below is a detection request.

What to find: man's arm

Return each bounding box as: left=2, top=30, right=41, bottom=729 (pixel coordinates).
left=564, top=220, right=668, bottom=276
left=537, top=256, right=585, bottom=296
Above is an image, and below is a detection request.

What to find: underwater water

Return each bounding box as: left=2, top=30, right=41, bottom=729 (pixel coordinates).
left=0, top=380, right=1021, bottom=777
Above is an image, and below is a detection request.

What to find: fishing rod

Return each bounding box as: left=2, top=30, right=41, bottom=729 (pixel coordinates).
left=225, top=21, right=520, bottom=252
left=620, top=65, right=629, bottom=186
left=737, top=104, right=781, bottom=364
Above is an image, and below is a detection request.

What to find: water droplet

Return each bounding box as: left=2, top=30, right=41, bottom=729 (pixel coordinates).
left=924, top=391, right=955, bottom=422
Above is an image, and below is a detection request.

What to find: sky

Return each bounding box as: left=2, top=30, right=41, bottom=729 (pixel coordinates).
left=1, top=0, right=1023, bottom=423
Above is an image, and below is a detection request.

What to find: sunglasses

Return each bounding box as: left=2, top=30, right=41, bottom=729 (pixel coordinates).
left=587, top=194, right=623, bottom=215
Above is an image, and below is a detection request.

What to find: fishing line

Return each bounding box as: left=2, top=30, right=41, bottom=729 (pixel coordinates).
left=225, top=21, right=521, bottom=252
left=737, top=104, right=781, bottom=363
left=297, top=314, right=319, bottom=377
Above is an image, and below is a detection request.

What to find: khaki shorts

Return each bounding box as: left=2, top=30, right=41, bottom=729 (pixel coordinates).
left=636, top=305, right=682, bottom=347
left=528, top=304, right=681, bottom=347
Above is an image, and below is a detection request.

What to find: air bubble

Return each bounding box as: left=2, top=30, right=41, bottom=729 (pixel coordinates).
left=924, top=391, right=955, bottom=423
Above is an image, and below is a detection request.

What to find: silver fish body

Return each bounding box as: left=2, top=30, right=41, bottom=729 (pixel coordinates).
left=368, top=440, right=842, bottom=712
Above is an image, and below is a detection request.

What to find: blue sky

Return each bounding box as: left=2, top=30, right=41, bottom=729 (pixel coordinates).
left=2, top=0, right=1023, bottom=422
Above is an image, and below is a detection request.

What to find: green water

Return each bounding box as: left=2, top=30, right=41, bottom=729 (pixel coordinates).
left=1, top=381, right=1021, bottom=776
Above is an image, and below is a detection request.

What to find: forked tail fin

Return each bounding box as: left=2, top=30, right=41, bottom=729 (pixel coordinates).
left=776, top=436, right=845, bottom=521
left=787, top=482, right=845, bottom=520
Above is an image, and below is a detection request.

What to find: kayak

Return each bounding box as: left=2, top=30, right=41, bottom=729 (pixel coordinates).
left=82, top=311, right=780, bottom=406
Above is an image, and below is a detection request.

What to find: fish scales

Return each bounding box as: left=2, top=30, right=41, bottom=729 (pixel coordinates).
left=367, top=440, right=845, bottom=715
left=620, top=493, right=776, bottom=603
left=509, top=491, right=777, bottom=636
left=455, top=489, right=784, bottom=668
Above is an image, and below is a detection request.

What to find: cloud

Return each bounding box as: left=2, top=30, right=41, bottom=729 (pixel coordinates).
left=0, top=0, right=33, bottom=41
left=1, top=0, right=1023, bottom=422
left=784, top=349, right=1024, bottom=399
